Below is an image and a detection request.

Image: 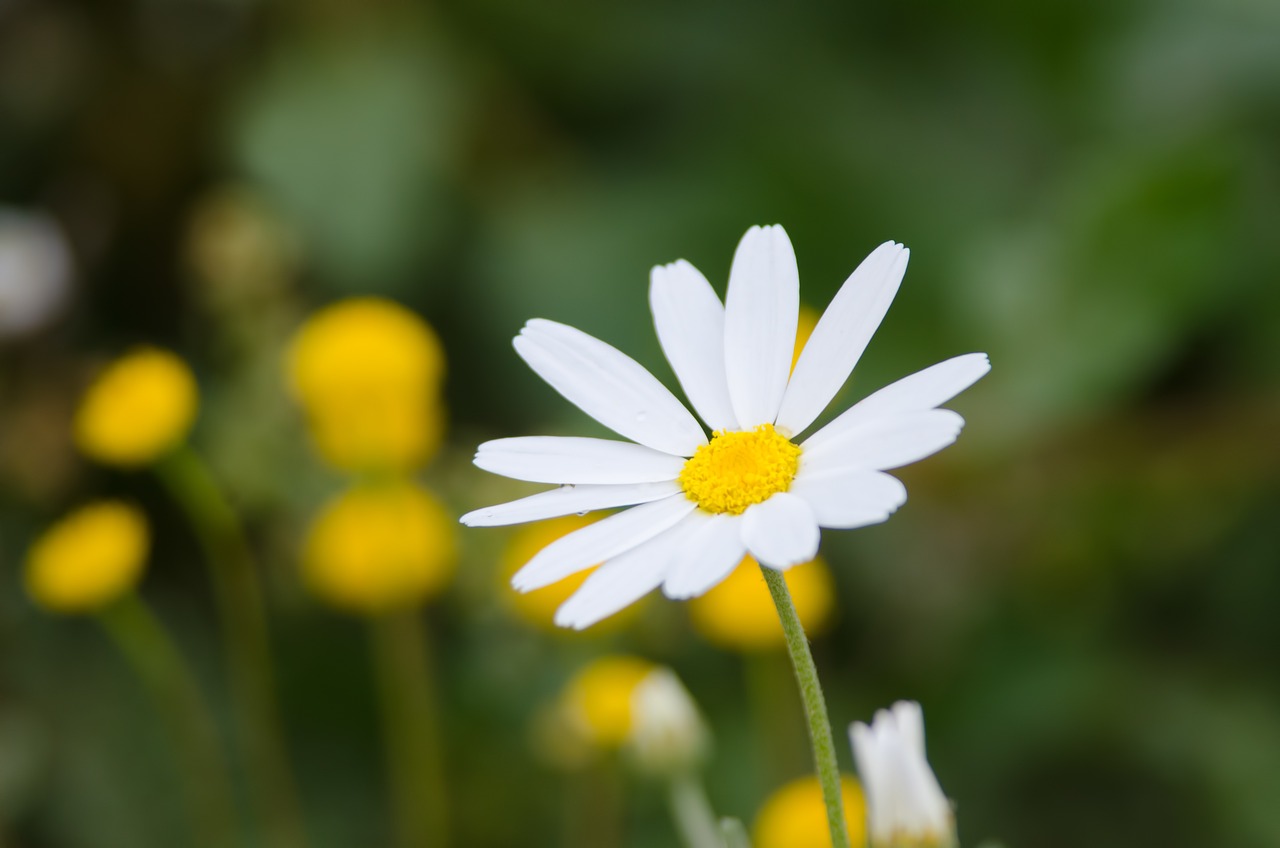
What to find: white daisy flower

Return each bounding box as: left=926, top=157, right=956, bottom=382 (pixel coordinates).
left=850, top=701, right=955, bottom=847
left=461, top=225, right=989, bottom=629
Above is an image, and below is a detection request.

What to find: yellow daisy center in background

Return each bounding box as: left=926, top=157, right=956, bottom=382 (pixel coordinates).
left=75, top=347, right=198, bottom=467
left=302, top=481, right=457, bottom=615
left=25, top=501, right=149, bottom=614
left=689, top=555, right=835, bottom=652
left=754, top=775, right=866, bottom=848
left=562, top=655, right=655, bottom=749
left=679, top=424, right=801, bottom=515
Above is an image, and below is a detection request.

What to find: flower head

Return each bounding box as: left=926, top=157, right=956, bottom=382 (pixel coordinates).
left=544, top=657, right=707, bottom=775
left=25, top=501, right=149, bottom=614
left=689, top=554, right=834, bottom=651
left=754, top=774, right=866, bottom=848
left=559, top=655, right=655, bottom=749
left=286, top=297, right=445, bottom=473
left=850, top=701, right=955, bottom=848
left=462, top=225, right=989, bottom=628
left=75, top=348, right=198, bottom=466
left=302, top=480, right=456, bottom=615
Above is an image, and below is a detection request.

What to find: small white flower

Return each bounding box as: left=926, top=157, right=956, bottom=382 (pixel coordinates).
left=462, top=225, right=989, bottom=629
left=0, top=208, right=72, bottom=339
left=850, top=701, right=955, bottom=847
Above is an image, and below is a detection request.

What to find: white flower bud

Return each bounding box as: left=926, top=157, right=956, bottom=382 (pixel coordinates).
left=0, top=209, right=72, bottom=339
left=625, top=668, right=708, bottom=777
left=850, top=701, right=955, bottom=848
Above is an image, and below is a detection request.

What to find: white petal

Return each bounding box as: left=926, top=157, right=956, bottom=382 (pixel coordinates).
left=789, top=468, right=907, bottom=530
left=891, top=701, right=928, bottom=759
left=514, top=319, right=707, bottom=456
left=740, top=492, right=819, bottom=569
left=511, top=494, right=696, bottom=591
left=459, top=481, right=681, bottom=527
left=723, top=225, right=799, bottom=427
left=801, top=410, right=965, bottom=473
left=649, top=260, right=738, bottom=431
left=474, top=436, right=684, bottom=485
left=775, top=242, right=909, bottom=436
left=661, top=513, right=746, bottom=600
left=802, top=353, right=990, bottom=454
left=553, top=516, right=699, bottom=629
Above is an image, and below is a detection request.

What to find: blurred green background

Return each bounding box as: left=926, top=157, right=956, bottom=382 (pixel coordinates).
left=3, top=0, right=1280, bottom=846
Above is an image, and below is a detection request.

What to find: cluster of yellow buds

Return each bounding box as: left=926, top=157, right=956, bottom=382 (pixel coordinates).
left=288, top=297, right=457, bottom=615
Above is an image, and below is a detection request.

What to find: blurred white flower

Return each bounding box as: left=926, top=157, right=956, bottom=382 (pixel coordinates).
left=626, top=668, right=708, bottom=777
left=850, top=701, right=955, bottom=848
left=463, top=225, right=989, bottom=629
left=0, top=208, right=72, bottom=339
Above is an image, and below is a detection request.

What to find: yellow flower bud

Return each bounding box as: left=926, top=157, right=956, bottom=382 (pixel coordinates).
left=25, top=501, right=149, bottom=614
left=286, top=298, right=446, bottom=473
left=560, top=655, right=655, bottom=749
left=688, top=555, right=835, bottom=652
left=75, top=348, right=198, bottom=466
left=754, top=775, right=866, bottom=848
left=302, top=480, right=456, bottom=615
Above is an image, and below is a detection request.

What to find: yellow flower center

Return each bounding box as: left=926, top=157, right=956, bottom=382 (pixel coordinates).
left=679, top=424, right=801, bottom=515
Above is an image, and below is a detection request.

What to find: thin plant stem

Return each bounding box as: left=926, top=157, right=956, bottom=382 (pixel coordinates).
left=154, top=445, right=307, bottom=848
left=719, top=817, right=753, bottom=848
left=567, top=762, right=622, bottom=848
left=759, top=564, right=850, bottom=848
left=97, top=592, right=240, bottom=848
left=369, top=611, right=449, bottom=848
left=666, top=772, right=724, bottom=848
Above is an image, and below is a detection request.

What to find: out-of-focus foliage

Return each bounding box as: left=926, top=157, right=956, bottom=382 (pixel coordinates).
left=2, top=0, right=1279, bottom=846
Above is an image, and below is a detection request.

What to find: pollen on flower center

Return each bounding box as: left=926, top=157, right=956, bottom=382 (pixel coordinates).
left=679, top=424, right=801, bottom=515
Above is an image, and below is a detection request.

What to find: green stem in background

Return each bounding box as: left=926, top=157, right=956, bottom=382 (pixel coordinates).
left=666, top=772, right=724, bottom=848
left=97, top=592, right=240, bottom=848
left=759, top=565, right=851, bottom=848
left=719, top=817, right=753, bottom=848
left=369, top=611, right=449, bottom=848
left=154, top=445, right=308, bottom=848
left=566, top=762, right=622, bottom=848
left=744, top=651, right=808, bottom=784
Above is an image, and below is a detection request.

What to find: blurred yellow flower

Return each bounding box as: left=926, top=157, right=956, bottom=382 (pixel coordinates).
left=286, top=298, right=445, bottom=473
left=561, top=655, right=655, bottom=749
left=302, top=480, right=457, bottom=615
left=688, top=555, right=835, bottom=652
left=75, top=348, right=198, bottom=466
left=755, top=774, right=866, bottom=848
left=25, top=501, right=149, bottom=614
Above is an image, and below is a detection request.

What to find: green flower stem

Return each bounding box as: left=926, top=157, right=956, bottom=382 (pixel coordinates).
left=154, top=445, right=307, bottom=848
left=719, top=817, right=753, bottom=848
left=369, top=611, right=449, bottom=848
left=667, top=772, right=724, bottom=848
left=759, top=564, right=850, bottom=848
left=97, top=593, right=239, bottom=848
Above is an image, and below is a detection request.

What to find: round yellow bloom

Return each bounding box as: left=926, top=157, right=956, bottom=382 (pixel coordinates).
left=755, top=775, right=866, bottom=848
left=561, top=655, right=655, bottom=749
left=75, top=348, right=198, bottom=466
left=302, top=481, right=457, bottom=615
left=688, top=555, right=835, bottom=652
left=25, top=501, right=149, bottom=614
left=286, top=298, right=445, bottom=473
